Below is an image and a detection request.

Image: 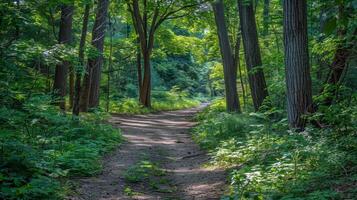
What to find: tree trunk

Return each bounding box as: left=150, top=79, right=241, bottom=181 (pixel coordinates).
left=106, top=14, right=114, bottom=112
left=139, top=52, right=151, bottom=107
left=73, top=4, right=90, bottom=116
left=283, top=0, right=313, bottom=130
left=235, top=35, right=246, bottom=108
left=238, top=0, right=268, bottom=111
left=53, top=4, right=74, bottom=110
left=321, top=4, right=356, bottom=106
left=213, top=0, right=241, bottom=113
left=87, top=0, right=110, bottom=109
left=79, top=67, right=92, bottom=112
left=69, top=66, right=74, bottom=108
left=136, top=37, right=142, bottom=98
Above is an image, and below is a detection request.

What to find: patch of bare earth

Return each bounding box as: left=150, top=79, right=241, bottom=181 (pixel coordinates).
left=69, top=106, right=226, bottom=200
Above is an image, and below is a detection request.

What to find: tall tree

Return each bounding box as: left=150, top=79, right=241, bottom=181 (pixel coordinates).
left=127, top=0, right=200, bottom=107
left=238, top=0, right=268, bottom=111
left=283, top=0, right=313, bottom=129
left=212, top=0, right=241, bottom=112
left=73, top=4, right=91, bottom=116
left=53, top=3, right=74, bottom=110
left=81, top=0, right=110, bottom=111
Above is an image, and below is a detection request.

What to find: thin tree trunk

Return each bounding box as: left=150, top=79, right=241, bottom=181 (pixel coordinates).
left=53, top=4, right=74, bottom=110
left=106, top=15, right=114, bottom=112
left=87, top=0, right=110, bottom=109
left=137, top=37, right=142, bottom=98
left=321, top=4, right=356, bottom=106
left=73, top=4, right=90, bottom=116
left=80, top=67, right=92, bottom=112
left=238, top=0, right=268, bottom=111
left=140, top=52, right=151, bottom=107
left=262, top=0, right=270, bottom=47
left=235, top=36, right=246, bottom=108
left=69, top=66, right=74, bottom=108
left=283, top=0, right=313, bottom=130
left=213, top=0, right=241, bottom=113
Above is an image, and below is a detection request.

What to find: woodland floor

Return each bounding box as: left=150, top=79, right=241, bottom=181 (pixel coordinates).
left=70, top=105, right=226, bottom=200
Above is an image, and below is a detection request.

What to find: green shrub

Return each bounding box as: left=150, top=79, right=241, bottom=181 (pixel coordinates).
left=0, top=95, right=123, bottom=199
left=194, top=99, right=357, bottom=200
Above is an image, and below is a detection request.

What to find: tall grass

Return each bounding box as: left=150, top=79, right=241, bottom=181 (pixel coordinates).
left=108, top=90, right=200, bottom=114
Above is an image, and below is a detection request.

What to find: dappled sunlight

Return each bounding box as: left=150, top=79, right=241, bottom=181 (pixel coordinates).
left=71, top=106, right=226, bottom=199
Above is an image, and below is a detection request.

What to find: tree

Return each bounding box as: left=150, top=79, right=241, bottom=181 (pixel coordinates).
left=80, top=0, right=110, bottom=111
left=283, top=0, right=313, bottom=130
left=53, top=3, right=74, bottom=110
left=127, top=0, right=201, bottom=107
left=73, top=3, right=91, bottom=116
left=238, top=0, right=268, bottom=111
left=321, top=3, right=356, bottom=106
left=212, top=0, right=241, bottom=112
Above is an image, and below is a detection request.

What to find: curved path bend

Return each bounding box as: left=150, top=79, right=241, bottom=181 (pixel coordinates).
left=71, top=106, right=226, bottom=200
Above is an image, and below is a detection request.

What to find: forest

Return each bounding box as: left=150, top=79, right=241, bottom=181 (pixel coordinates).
left=0, top=0, right=356, bottom=199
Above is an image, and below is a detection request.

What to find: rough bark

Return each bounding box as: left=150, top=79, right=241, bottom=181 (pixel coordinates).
left=87, top=0, right=110, bottom=109
left=283, top=0, right=313, bottom=130
left=73, top=4, right=90, bottom=116
left=212, top=0, right=241, bottom=112
left=238, top=0, right=268, bottom=111
left=53, top=4, right=74, bottom=110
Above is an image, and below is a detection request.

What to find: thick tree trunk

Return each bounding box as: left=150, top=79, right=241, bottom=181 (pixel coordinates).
left=238, top=0, right=268, bottom=111
left=212, top=0, right=241, bottom=112
left=283, top=0, right=313, bottom=130
left=53, top=4, right=74, bottom=110
left=73, top=4, right=90, bottom=116
left=87, top=0, right=110, bottom=109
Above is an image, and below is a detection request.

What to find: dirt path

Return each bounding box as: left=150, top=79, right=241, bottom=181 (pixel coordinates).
left=70, top=105, right=226, bottom=200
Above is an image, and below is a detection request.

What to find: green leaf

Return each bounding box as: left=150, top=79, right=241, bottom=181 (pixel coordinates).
left=323, top=17, right=337, bottom=35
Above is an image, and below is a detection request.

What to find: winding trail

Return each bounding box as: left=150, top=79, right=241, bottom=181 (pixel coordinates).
left=71, top=105, right=226, bottom=200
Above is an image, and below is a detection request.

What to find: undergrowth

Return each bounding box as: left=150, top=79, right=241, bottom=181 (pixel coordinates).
left=108, top=88, right=201, bottom=114
left=193, top=98, right=357, bottom=199
left=0, top=95, right=123, bottom=199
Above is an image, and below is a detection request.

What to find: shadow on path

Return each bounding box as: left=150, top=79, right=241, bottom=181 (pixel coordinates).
left=70, top=105, right=226, bottom=200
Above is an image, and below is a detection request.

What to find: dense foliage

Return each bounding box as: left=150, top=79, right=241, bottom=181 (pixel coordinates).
left=0, top=101, right=122, bottom=199
left=193, top=98, right=357, bottom=199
